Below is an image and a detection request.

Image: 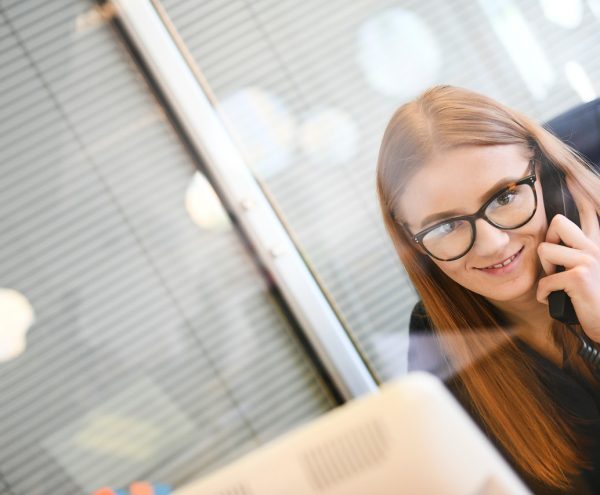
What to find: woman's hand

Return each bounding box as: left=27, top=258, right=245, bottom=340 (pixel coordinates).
left=536, top=177, right=600, bottom=343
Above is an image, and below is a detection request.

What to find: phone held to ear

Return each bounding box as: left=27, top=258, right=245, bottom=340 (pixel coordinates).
left=540, top=162, right=580, bottom=325
left=541, top=159, right=600, bottom=374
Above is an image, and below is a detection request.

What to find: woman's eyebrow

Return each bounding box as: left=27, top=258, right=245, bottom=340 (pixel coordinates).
left=417, top=174, right=525, bottom=229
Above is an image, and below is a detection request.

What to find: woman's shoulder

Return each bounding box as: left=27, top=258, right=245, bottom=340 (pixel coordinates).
left=409, top=300, right=432, bottom=332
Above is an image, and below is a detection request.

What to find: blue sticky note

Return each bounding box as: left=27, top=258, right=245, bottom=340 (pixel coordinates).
left=152, top=485, right=171, bottom=495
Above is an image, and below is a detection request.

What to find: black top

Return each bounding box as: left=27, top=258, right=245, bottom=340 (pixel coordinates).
left=408, top=301, right=600, bottom=495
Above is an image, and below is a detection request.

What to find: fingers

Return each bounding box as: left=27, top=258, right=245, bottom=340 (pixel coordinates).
left=536, top=270, right=572, bottom=304
left=537, top=263, right=596, bottom=304
left=545, top=213, right=596, bottom=251
left=537, top=242, right=593, bottom=274
left=565, top=176, right=600, bottom=242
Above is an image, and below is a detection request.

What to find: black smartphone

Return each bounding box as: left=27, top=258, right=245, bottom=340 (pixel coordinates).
left=539, top=157, right=580, bottom=325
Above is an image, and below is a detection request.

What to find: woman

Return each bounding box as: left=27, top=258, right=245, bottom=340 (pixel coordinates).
left=376, top=85, right=600, bottom=494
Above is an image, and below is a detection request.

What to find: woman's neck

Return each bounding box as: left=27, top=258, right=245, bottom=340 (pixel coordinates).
left=492, top=297, right=553, bottom=334
left=489, top=293, right=562, bottom=366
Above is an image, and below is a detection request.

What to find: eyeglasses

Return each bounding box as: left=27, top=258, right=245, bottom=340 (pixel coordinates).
left=407, top=160, right=538, bottom=261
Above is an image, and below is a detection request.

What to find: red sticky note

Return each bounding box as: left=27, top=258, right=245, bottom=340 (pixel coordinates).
left=91, top=489, right=117, bottom=495
left=129, top=482, right=154, bottom=495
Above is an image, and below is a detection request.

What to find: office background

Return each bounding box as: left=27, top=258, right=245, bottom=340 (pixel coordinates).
left=1, top=0, right=599, bottom=493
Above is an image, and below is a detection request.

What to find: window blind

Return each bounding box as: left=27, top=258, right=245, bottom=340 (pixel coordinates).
left=0, top=2, right=335, bottom=494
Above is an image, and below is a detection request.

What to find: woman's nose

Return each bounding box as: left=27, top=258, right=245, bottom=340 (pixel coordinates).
left=471, top=218, right=510, bottom=257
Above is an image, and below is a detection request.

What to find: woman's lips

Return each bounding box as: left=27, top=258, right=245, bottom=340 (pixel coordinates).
left=476, top=247, right=524, bottom=275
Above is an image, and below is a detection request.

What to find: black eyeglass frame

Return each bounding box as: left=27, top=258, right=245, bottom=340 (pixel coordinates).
left=406, top=159, right=538, bottom=262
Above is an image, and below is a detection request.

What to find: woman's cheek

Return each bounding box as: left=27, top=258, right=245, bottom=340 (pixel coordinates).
left=433, top=260, right=472, bottom=288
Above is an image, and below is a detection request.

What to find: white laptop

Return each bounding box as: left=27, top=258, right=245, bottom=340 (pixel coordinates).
left=175, top=372, right=531, bottom=495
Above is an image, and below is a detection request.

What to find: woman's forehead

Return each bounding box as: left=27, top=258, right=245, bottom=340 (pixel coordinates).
left=398, top=144, right=531, bottom=230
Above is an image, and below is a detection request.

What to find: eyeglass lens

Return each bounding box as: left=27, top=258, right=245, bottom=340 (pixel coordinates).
left=421, top=183, right=536, bottom=260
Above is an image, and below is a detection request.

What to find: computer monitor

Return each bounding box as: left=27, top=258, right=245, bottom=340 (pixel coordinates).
left=175, top=372, right=531, bottom=495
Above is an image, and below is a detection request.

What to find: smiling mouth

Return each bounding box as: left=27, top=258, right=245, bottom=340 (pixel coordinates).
left=476, top=247, right=524, bottom=270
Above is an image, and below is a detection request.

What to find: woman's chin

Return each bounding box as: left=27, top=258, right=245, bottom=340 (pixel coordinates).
left=471, top=272, right=538, bottom=303
left=479, top=272, right=539, bottom=303
left=474, top=250, right=541, bottom=302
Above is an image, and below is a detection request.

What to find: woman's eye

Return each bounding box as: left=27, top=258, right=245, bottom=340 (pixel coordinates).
left=438, top=221, right=457, bottom=234
left=492, top=190, right=516, bottom=207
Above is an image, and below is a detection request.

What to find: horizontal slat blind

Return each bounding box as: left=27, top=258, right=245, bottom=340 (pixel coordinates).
left=0, top=2, right=335, bottom=494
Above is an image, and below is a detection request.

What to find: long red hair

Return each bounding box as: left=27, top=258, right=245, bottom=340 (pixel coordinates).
left=376, top=85, right=600, bottom=489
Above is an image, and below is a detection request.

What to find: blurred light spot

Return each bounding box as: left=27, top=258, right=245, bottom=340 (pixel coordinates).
left=589, top=0, right=600, bottom=18
left=218, top=88, right=295, bottom=179
left=75, top=414, right=160, bottom=462
left=0, top=288, right=34, bottom=363
left=356, top=8, right=441, bottom=99
left=479, top=0, right=555, bottom=100
left=75, top=4, right=115, bottom=32
left=540, top=0, right=583, bottom=28
left=44, top=378, right=194, bottom=492
left=299, top=108, right=360, bottom=166
left=185, top=172, right=230, bottom=231
left=564, top=61, right=597, bottom=102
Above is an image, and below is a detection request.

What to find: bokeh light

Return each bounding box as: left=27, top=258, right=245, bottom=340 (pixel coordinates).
left=299, top=108, right=360, bottom=167
left=540, top=0, right=583, bottom=28
left=185, top=172, right=231, bottom=231
left=0, top=288, right=35, bottom=362
left=356, top=8, right=441, bottom=99
left=218, top=88, right=295, bottom=179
